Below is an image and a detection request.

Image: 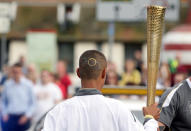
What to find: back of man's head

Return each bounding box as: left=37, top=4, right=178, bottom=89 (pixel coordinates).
left=79, top=50, right=107, bottom=80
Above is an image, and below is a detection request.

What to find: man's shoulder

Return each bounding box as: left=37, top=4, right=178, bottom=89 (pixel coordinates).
left=104, top=97, right=122, bottom=104
left=170, top=80, right=189, bottom=95
left=163, top=81, right=186, bottom=95
left=48, top=97, right=77, bottom=114
left=158, top=81, right=186, bottom=108
left=4, top=79, right=14, bottom=86
left=104, top=97, right=130, bottom=110
left=51, top=96, right=123, bottom=109
left=57, top=97, right=78, bottom=107
left=21, top=77, right=33, bottom=87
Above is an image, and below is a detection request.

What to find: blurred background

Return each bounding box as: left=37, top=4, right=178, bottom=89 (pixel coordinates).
left=0, top=0, right=190, bottom=130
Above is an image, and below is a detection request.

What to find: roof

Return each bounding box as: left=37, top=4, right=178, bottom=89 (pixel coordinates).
left=2, top=1, right=182, bottom=41
left=6, top=5, right=147, bottom=42
left=0, top=0, right=96, bottom=4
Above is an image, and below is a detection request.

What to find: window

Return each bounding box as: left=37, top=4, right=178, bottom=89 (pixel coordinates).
left=58, top=42, right=74, bottom=73
left=125, top=42, right=142, bottom=60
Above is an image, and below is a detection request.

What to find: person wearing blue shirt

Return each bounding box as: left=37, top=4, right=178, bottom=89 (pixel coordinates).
left=1, top=63, right=36, bottom=131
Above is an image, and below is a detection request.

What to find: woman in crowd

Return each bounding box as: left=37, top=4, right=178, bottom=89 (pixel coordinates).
left=119, top=59, right=141, bottom=86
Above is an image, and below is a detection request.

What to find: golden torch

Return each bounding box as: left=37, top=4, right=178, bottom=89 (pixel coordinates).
left=147, top=6, right=166, bottom=106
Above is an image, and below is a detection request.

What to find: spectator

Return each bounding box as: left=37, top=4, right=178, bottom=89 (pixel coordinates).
left=0, top=65, right=12, bottom=86
left=107, top=61, right=117, bottom=72
left=50, top=73, right=67, bottom=100
left=174, top=72, right=187, bottom=85
left=26, top=64, right=38, bottom=85
left=119, top=59, right=141, bottom=86
left=157, top=62, right=171, bottom=89
left=140, top=64, right=147, bottom=86
left=18, top=56, right=28, bottom=75
left=56, top=61, right=71, bottom=99
left=1, top=63, right=36, bottom=131
left=105, top=71, right=118, bottom=85
left=134, top=50, right=143, bottom=73
left=168, top=52, right=182, bottom=85
left=33, top=70, right=62, bottom=123
left=168, top=53, right=181, bottom=74
left=105, top=61, right=120, bottom=85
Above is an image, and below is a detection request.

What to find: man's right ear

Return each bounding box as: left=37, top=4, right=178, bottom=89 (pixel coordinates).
left=101, top=68, right=106, bottom=79
left=76, top=68, right=81, bottom=78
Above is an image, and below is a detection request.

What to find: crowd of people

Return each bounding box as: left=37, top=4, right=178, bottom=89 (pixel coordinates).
left=0, top=56, right=72, bottom=130
left=105, top=50, right=189, bottom=89
left=0, top=50, right=189, bottom=130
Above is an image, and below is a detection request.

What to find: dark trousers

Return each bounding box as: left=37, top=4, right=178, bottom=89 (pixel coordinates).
left=1, top=114, right=30, bottom=131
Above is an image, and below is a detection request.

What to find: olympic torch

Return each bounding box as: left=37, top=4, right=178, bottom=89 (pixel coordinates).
left=147, top=6, right=166, bottom=106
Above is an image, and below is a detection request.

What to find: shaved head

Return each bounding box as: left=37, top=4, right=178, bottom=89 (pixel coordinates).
left=79, top=50, right=107, bottom=80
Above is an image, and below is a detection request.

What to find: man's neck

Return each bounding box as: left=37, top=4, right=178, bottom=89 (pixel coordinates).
left=81, top=79, right=102, bottom=91
left=13, top=77, right=21, bottom=83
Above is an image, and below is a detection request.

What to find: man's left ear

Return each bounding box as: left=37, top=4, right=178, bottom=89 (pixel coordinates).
left=76, top=68, right=81, bottom=78
left=101, top=68, right=106, bottom=79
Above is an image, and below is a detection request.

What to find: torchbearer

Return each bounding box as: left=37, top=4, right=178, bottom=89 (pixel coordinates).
left=42, top=50, right=160, bottom=131
left=158, top=78, right=191, bottom=131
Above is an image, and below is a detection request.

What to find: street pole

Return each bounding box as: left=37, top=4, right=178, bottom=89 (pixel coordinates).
left=108, top=22, right=115, bottom=61
left=1, top=35, right=7, bottom=70
left=108, top=4, right=119, bottom=61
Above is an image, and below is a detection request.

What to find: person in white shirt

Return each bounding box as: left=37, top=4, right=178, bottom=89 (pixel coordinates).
left=42, top=50, right=160, bottom=131
left=33, top=70, right=62, bottom=123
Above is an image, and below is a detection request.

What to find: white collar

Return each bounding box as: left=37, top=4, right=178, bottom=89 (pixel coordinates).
left=186, top=78, right=191, bottom=89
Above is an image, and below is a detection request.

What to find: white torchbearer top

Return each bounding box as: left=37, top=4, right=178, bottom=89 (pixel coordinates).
left=42, top=89, right=158, bottom=131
